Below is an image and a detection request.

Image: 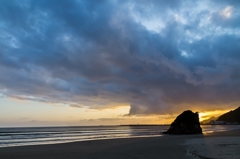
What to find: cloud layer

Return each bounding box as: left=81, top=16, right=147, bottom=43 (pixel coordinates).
left=0, top=0, right=240, bottom=115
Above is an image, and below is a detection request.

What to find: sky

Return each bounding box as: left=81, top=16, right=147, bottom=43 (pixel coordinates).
left=0, top=0, right=240, bottom=127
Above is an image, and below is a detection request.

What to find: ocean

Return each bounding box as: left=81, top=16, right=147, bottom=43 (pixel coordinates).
left=0, top=125, right=239, bottom=147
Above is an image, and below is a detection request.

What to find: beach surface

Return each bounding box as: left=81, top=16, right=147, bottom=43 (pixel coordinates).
left=0, top=129, right=239, bottom=159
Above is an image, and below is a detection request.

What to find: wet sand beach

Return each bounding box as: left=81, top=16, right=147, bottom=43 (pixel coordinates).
left=0, top=129, right=239, bottom=159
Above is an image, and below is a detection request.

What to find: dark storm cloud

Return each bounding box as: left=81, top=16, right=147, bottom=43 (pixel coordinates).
left=0, top=0, right=240, bottom=115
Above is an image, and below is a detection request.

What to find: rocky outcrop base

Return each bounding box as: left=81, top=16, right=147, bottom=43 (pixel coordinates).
left=163, top=110, right=202, bottom=134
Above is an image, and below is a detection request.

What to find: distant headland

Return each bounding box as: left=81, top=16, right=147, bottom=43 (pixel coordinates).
left=201, top=106, right=240, bottom=125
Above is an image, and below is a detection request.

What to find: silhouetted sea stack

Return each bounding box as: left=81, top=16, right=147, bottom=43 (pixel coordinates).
left=164, top=110, right=202, bottom=134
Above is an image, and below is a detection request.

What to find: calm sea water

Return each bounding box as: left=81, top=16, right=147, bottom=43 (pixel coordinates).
left=0, top=125, right=239, bottom=147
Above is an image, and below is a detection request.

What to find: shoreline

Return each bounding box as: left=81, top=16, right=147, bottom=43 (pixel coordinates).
left=1, top=125, right=239, bottom=148
left=0, top=129, right=239, bottom=159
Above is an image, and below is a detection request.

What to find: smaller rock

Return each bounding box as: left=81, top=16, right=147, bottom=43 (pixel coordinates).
left=163, top=110, right=202, bottom=134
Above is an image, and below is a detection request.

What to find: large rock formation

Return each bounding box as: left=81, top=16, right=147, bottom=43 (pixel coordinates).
left=164, top=110, right=202, bottom=134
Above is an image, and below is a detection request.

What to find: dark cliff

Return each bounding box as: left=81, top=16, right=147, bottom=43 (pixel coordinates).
left=217, top=107, right=240, bottom=123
